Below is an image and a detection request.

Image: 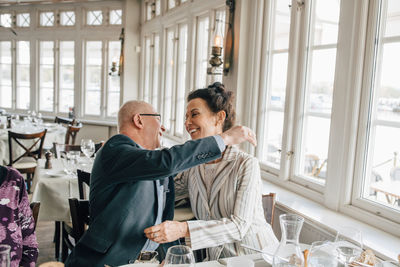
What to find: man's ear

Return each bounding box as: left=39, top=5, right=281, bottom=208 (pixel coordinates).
left=132, top=114, right=144, bottom=129
left=216, top=110, right=226, bottom=126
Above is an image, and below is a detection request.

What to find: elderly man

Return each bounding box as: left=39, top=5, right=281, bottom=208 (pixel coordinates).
left=65, top=100, right=256, bottom=267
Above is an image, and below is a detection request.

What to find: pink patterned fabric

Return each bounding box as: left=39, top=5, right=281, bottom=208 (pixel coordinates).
left=0, top=166, right=38, bottom=267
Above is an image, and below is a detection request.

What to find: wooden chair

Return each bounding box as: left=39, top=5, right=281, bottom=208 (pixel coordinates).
left=262, top=193, right=276, bottom=227
left=8, top=129, right=47, bottom=193
left=65, top=123, right=82, bottom=145
left=54, top=116, right=74, bottom=125
left=30, top=201, right=40, bottom=231
left=53, top=141, right=104, bottom=159
left=62, top=198, right=90, bottom=262
left=77, top=169, right=91, bottom=199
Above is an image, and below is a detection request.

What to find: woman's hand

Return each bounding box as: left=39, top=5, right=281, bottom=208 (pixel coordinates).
left=144, top=221, right=189, bottom=243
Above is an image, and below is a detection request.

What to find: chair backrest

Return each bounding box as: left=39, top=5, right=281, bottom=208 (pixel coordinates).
left=77, top=169, right=91, bottom=199
left=68, top=198, right=90, bottom=242
left=8, top=129, right=47, bottom=166
left=53, top=141, right=104, bottom=159
left=65, top=123, right=82, bottom=145
left=54, top=116, right=74, bottom=125
left=30, top=201, right=40, bottom=231
left=262, top=193, right=276, bottom=227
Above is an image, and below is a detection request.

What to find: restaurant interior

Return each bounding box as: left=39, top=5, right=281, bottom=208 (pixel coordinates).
left=0, top=0, right=400, bottom=266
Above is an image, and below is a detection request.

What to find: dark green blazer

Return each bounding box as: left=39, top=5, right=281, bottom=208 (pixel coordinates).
left=65, top=134, right=222, bottom=267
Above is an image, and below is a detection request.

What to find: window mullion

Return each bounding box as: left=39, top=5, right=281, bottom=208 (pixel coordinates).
left=12, top=40, right=16, bottom=109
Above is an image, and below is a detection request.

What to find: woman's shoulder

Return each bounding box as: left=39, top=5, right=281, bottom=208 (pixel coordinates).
left=1, top=166, right=24, bottom=184
left=227, top=146, right=258, bottom=164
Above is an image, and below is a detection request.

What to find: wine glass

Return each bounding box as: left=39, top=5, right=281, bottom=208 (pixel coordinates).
left=335, top=227, right=363, bottom=266
left=61, top=151, right=75, bottom=177
left=308, top=241, right=338, bottom=267
left=81, top=139, right=95, bottom=160
left=0, top=244, right=10, bottom=267
left=164, top=245, right=195, bottom=267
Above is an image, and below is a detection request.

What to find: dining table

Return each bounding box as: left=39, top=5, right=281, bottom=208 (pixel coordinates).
left=31, top=157, right=91, bottom=221
left=0, top=120, right=66, bottom=165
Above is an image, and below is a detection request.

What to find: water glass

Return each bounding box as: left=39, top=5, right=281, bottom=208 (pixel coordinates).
left=164, top=245, right=195, bottom=267
left=335, top=227, right=363, bottom=266
left=308, top=241, right=338, bottom=267
left=61, top=151, right=78, bottom=177
left=81, top=139, right=95, bottom=159
left=0, top=244, right=11, bottom=267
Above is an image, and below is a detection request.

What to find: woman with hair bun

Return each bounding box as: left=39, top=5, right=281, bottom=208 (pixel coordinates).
left=145, top=82, right=278, bottom=261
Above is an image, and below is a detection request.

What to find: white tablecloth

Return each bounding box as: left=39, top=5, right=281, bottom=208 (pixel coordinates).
left=0, top=122, right=66, bottom=165
left=119, top=253, right=270, bottom=267
left=31, top=158, right=87, bottom=221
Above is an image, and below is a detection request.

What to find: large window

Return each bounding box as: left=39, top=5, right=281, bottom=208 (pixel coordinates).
left=194, top=15, right=210, bottom=89
left=0, top=3, right=123, bottom=120
left=353, top=0, right=400, bottom=220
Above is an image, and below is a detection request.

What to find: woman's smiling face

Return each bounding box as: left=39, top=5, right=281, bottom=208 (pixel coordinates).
left=185, top=98, right=224, bottom=139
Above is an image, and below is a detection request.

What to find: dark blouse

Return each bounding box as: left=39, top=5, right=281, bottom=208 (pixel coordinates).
left=0, top=166, right=38, bottom=267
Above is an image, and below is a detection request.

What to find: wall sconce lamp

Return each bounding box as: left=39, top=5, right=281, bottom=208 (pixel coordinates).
left=207, top=0, right=235, bottom=76
left=109, top=28, right=124, bottom=76
left=207, top=18, right=224, bottom=76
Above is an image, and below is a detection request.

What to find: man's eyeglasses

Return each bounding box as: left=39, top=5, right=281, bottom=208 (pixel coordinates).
left=139, top=113, right=161, bottom=121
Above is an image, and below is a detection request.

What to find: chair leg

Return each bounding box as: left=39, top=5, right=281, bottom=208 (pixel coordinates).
left=26, top=173, right=32, bottom=194
left=61, top=222, right=69, bottom=262
left=54, top=221, right=60, bottom=260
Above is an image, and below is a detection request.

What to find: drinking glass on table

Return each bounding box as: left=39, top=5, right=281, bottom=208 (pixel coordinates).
left=81, top=139, right=95, bottom=160
left=335, top=227, right=363, bottom=266
left=164, top=245, right=195, bottom=267
left=308, top=241, right=338, bottom=267
left=0, top=244, right=11, bottom=267
left=61, top=151, right=78, bottom=177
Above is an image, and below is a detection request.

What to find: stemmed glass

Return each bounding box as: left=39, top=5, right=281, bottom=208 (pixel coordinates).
left=81, top=139, right=95, bottom=161
left=0, top=244, right=10, bottom=267
left=164, top=245, right=195, bottom=267
left=335, top=227, right=363, bottom=266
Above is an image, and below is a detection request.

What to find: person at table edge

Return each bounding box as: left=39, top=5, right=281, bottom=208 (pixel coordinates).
left=64, top=100, right=257, bottom=267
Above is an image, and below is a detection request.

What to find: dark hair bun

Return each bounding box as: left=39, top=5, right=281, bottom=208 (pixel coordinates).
left=188, top=82, right=236, bottom=131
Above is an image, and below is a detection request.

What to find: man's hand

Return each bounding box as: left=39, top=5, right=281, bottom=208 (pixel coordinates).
left=144, top=221, right=189, bottom=244
left=220, top=125, right=257, bottom=147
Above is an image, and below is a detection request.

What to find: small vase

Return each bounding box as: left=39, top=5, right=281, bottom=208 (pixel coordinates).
left=273, top=214, right=305, bottom=267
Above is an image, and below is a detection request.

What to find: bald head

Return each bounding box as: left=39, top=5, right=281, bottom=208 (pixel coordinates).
left=118, top=100, right=154, bottom=132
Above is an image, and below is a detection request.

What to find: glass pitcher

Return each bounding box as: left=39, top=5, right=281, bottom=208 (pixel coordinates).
left=273, top=214, right=305, bottom=267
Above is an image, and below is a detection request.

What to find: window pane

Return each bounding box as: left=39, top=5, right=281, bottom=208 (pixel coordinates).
left=16, top=13, right=30, bottom=27
left=263, top=111, right=284, bottom=167
left=361, top=2, right=400, bottom=212
left=107, top=41, right=121, bottom=117
left=0, top=14, right=12, bottom=27
left=195, top=17, right=209, bottom=89
left=87, top=10, right=103, bottom=25
left=59, top=41, right=74, bottom=113
left=168, top=0, right=176, bottom=9
left=176, top=24, right=188, bottom=136
left=163, top=29, right=175, bottom=131
left=60, top=11, right=75, bottom=26
left=0, top=41, right=12, bottom=108
left=85, top=41, right=102, bottom=115
left=377, top=43, right=400, bottom=122
left=144, top=37, right=151, bottom=102
left=152, top=34, right=160, bottom=108
left=146, top=3, right=152, bottom=21
left=39, top=41, right=54, bottom=111
left=40, top=12, right=54, bottom=27
left=16, top=41, right=30, bottom=110
left=384, top=0, right=400, bottom=38
left=312, top=0, right=340, bottom=46
left=273, top=4, right=291, bottom=50
left=110, top=9, right=122, bottom=25
left=155, top=0, right=161, bottom=16
left=301, top=116, right=330, bottom=180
